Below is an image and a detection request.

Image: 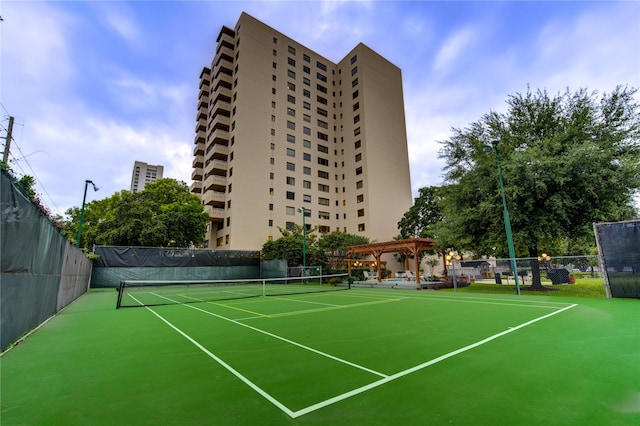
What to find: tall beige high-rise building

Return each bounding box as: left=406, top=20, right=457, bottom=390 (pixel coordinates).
left=191, top=12, right=412, bottom=251
left=131, top=161, right=163, bottom=192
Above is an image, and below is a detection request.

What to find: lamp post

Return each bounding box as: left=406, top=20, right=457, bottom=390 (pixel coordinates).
left=484, top=141, right=520, bottom=295
left=297, top=207, right=308, bottom=280
left=446, top=250, right=461, bottom=291
left=76, top=180, right=99, bottom=248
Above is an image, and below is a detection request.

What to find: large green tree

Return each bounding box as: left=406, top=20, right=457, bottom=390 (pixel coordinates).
left=437, top=86, right=640, bottom=288
left=397, top=186, right=443, bottom=239
left=261, top=224, right=326, bottom=268
left=65, top=178, right=209, bottom=249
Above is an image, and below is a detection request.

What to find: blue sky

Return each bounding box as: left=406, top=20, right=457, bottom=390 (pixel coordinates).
left=1, top=1, right=639, bottom=216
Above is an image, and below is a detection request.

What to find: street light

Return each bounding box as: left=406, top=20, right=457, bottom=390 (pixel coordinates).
left=484, top=141, right=520, bottom=295
left=446, top=250, right=461, bottom=291
left=76, top=179, right=99, bottom=248
left=297, top=207, right=308, bottom=280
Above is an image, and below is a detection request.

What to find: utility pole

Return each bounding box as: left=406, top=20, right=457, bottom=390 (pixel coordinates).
left=2, top=116, right=15, bottom=165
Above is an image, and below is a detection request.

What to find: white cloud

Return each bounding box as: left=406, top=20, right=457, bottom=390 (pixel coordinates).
left=433, top=27, right=476, bottom=72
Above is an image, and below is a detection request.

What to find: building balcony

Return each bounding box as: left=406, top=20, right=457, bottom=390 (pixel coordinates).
left=191, top=168, right=203, bottom=181
left=197, top=99, right=208, bottom=110
left=212, top=99, right=231, bottom=117
left=189, top=180, right=202, bottom=194
left=209, top=128, right=229, bottom=144
left=193, top=141, right=205, bottom=156
left=203, top=174, right=227, bottom=191
left=194, top=130, right=206, bottom=145
left=202, top=190, right=226, bottom=206
left=192, top=154, right=204, bottom=169
left=210, top=114, right=230, bottom=131
left=217, top=32, right=235, bottom=50
left=198, top=86, right=209, bottom=100
left=214, top=45, right=234, bottom=64
left=204, top=205, right=225, bottom=221
left=212, top=86, right=232, bottom=103
left=204, top=159, right=228, bottom=176
left=207, top=144, right=228, bottom=160
left=213, top=72, right=233, bottom=91
left=214, top=56, right=233, bottom=76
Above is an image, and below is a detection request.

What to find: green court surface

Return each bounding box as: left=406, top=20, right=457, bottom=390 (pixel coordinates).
left=1, top=288, right=639, bottom=425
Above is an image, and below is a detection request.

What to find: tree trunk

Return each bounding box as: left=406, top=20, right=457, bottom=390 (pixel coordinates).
left=528, top=245, right=545, bottom=290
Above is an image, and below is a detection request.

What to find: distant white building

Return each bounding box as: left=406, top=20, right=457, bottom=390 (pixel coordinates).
left=130, top=161, right=164, bottom=192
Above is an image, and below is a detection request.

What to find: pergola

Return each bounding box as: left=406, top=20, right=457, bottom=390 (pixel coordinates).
left=346, top=238, right=436, bottom=284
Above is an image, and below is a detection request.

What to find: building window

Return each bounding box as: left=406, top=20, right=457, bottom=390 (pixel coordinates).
left=317, top=119, right=328, bottom=129
left=352, top=78, right=358, bottom=87
left=318, top=170, right=329, bottom=179
left=352, top=66, right=358, bottom=76
left=318, top=211, right=330, bottom=220
left=303, top=194, right=311, bottom=203
left=351, top=54, right=357, bottom=64
left=358, top=209, right=365, bottom=217
left=303, top=166, right=311, bottom=175
left=317, top=157, right=329, bottom=166
left=303, top=53, right=310, bottom=62
left=355, top=153, right=362, bottom=162
left=354, top=127, right=361, bottom=136
left=287, top=121, right=295, bottom=130
left=286, top=206, right=296, bottom=215
left=286, top=221, right=295, bottom=230
left=303, top=126, right=311, bottom=135
left=303, top=180, right=311, bottom=189
left=269, top=188, right=274, bottom=195
left=353, top=90, right=359, bottom=99
left=269, top=172, right=274, bottom=180
left=357, top=194, right=364, bottom=203
left=286, top=176, right=295, bottom=185
left=303, top=65, right=310, bottom=74
left=318, top=184, right=330, bottom=192
left=358, top=223, right=365, bottom=232
left=269, top=203, right=274, bottom=211
left=317, top=95, right=327, bottom=105
left=303, top=113, right=311, bottom=122
left=356, top=166, right=362, bottom=175
left=354, top=114, right=360, bottom=124
left=270, top=143, right=275, bottom=150
left=317, top=84, right=327, bottom=94
left=303, top=77, right=310, bottom=86
left=317, top=132, right=328, bottom=141
left=287, top=162, right=295, bottom=171
left=287, top=95, right=295, bottom=104
left=303, top=153, right=311, bottom=161
left=316, top=72, right=327, bottom=82
left=288, top=82, right=296, bottom=91
left=288, top=45, right=296, bottom=54
left=287, top=108, right=295, bottom=117
left=318, top=197, right=330, bottom=206
left=287, top=134, right=295, bottom=143
left=317, top=107, right=327, bottom=117
left=217, top=237, right=224, bottom=247
left=355, top=140, right=361, bottom=149
left=356, top=180, right=363, bottom=189
left=286, top=191, right=295, bottom=200
left=303, top=139, right=311, bottom=148
left=353, top=102, right=360, bottom=111
left=287, top=69, right=296, bottom=78
left=318, top=144, right=329, bottom=153
left=270, top=157, right=275, bottom=165
left=268, top=220, right=273, bottom=227
left=286, top=148, right=295, bottom=157
left=303, top=101, right=311, bottom=110
left=288, top=57, right=296, bottom=66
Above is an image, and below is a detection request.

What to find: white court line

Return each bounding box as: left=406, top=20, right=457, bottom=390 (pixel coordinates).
left=136, top=292, right=577, bottom=419
left=290, top=302, right=578, bottom=418
left=150, top=293, right=388, bottom=378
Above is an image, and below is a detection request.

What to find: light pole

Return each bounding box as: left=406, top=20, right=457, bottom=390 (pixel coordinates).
left=297, top=207, right=308, bottom=280
left=484, top=141, right=520, bottom=295
left=76, top=180, right=99, bottom=248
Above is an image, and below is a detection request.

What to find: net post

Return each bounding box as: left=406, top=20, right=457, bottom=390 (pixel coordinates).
left=116, top=280, right=125, bottom=309
left=262, top=278, right=266, bottom=297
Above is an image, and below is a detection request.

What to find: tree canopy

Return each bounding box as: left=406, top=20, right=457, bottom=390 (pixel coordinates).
left=432, top=86, right=639, bottom=287
left=65, top=178, right=209, bottom=249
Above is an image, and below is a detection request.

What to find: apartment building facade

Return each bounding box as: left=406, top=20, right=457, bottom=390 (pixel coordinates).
left=131, top=161, right=164, bottom=192
left=191, top=12, right=412, bottom=250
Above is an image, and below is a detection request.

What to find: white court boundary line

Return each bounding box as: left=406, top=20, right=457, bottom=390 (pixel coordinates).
left=131, top=293, right=577, bottom=419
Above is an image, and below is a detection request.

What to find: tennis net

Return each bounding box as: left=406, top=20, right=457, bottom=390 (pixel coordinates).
left=116, top=273, right=350, bottom=309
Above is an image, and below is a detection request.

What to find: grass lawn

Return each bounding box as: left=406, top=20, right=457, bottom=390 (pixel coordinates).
left=448, top=277, right=608, bottom=298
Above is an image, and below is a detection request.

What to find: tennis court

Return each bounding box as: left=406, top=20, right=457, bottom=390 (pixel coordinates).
left=2, top=286, right=639, bottom=425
